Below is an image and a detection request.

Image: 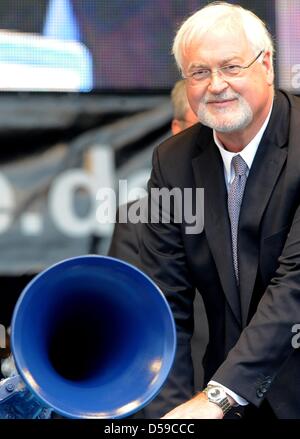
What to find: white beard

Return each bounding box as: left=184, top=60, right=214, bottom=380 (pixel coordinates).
left=197, top=92, right=253, bottom=133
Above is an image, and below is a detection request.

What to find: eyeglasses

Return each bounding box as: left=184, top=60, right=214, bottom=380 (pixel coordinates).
left=184, top=50, right=264, bottom=85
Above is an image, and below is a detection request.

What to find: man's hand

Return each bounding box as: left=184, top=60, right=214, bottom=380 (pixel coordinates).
left=161, top=391, right=235, bottom=419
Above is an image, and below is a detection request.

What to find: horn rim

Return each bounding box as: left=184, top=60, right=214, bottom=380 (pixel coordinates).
left=11, top=255, right=176, bottom=418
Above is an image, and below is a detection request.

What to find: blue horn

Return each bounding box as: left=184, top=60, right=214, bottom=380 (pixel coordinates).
left=3, top=256, right=176, bottom=419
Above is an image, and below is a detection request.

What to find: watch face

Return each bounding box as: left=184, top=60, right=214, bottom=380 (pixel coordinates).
left=207, top=387, right=225, bottom=402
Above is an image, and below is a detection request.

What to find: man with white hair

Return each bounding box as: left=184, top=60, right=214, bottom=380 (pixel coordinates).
left=140, top=2, right=300, bottom=418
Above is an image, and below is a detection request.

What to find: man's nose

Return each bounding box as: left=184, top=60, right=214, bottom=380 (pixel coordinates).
left=207, top=70, right=229, bottom=94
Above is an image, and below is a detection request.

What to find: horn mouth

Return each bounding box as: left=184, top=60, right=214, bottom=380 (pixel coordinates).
left=11, top=256, right=176, bottom=419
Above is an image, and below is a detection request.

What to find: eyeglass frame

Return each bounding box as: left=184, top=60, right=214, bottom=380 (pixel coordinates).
left=183, top=50, right=265, bottom=84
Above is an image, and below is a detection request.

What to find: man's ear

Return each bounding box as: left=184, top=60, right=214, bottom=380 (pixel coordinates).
left=172, top=119, right=183, bottom=135
left=262, top=50, right=274, bottom=86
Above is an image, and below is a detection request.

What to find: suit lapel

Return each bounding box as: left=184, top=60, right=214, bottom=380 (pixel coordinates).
left=238, top=91, right=290, bottom=326
left=192, top=138, right=242, bottom=327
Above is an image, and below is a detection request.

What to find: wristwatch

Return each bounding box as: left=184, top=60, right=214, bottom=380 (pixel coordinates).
left=203, top=385, right=232, bottom=415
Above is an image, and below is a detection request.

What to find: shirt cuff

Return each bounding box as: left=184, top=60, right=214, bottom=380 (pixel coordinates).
left=208, top=380, right=249, bottom=406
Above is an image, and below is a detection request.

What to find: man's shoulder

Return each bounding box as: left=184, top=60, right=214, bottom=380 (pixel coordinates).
left=279, top=89, right=300, bottom=110
left=156, top=122, right=212, bottom=161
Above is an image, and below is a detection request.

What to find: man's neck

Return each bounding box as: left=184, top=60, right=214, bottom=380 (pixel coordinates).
left=215, top=95, right=274, bottom=152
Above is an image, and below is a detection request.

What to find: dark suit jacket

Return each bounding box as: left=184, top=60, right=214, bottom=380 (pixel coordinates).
left=139, top=90, right=300, bottom=419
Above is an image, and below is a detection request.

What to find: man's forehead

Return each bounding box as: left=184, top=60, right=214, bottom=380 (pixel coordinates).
left=183, top=26, right=251, bottom=58
left=182, top=35, right=253, bottom=69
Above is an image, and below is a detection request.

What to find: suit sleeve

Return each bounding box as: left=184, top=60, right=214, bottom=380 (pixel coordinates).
left=140, top=146, right=196, bottom=342
left=212, top=202, right=300, bottom=407
left=138, top=146, right=196, bottom=412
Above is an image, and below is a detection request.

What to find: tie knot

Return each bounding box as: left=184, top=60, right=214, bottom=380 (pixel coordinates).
left=232, top=154, right=248, bottom=177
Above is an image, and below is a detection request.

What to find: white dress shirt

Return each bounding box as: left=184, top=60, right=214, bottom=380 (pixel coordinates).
left=207, top=104, right=273, bottom=406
